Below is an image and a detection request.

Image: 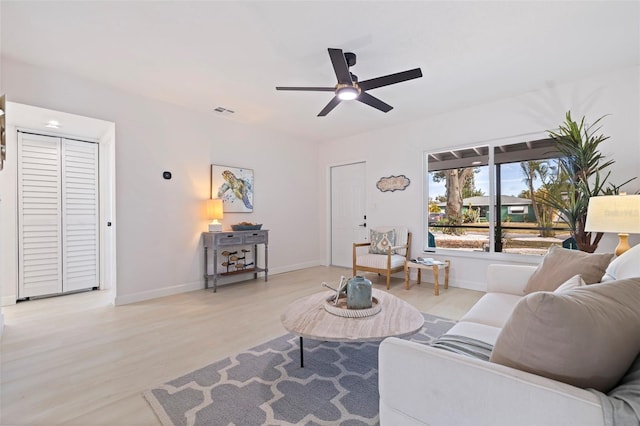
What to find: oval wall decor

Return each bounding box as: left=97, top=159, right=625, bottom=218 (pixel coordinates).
left=376, top=175, right=410, bottom=192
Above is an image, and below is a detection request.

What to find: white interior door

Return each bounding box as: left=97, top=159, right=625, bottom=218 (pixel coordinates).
left=330, top=162, right=367, bottom=267
left=18, top=133, right=63, bottom=297
left=62, top=139, right=99, bottom=292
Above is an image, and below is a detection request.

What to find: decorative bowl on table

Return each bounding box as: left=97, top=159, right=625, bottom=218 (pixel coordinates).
left=231, top=223, right=263, bottom=231
left=324, top=295, right=381, bottom=318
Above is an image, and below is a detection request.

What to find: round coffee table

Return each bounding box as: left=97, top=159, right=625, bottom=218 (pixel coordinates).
left=281, top=289, right=424, bottom=367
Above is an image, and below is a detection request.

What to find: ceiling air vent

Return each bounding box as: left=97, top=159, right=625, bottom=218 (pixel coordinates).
left=213, top=107, right=235, bottom=116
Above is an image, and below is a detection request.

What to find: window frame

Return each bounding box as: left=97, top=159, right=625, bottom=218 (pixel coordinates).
left=422, top=131, right=568, bottom=259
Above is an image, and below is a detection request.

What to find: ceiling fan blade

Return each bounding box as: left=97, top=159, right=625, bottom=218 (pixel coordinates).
left=276, top=86, right=335, bottom=92
left=359, top=68, right=423, bottom=91
left=328, top=48, right=353, bottom=85
left=357, top=92, right=393, bottom=113
left=318, top=96, right=342, bottom=116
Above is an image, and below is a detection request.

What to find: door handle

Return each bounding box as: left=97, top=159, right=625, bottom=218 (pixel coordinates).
left=359, top=223, right=367, bottom=227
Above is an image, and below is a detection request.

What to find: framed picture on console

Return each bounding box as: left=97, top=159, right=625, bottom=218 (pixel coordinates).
left=211, top=164, right=254, bottom=212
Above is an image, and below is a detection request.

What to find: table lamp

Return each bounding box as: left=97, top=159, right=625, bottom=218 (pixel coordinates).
left=206, top=198, right=224, bottom=232
left=585, top=194, right=640, bottom=256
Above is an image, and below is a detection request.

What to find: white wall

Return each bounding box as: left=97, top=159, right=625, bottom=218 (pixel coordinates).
left=318, top=66, right=640, bottom=291
left=0, top=0, right=4, bottom=332
left=1, top=58, right=322, bottom=305
left=0, top=2, right=7, bottom=336
left=2, top=58, right=637, bottom=302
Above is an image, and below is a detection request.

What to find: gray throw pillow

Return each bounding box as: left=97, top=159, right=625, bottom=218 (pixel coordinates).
left=369, top=229, right=396, bottom=254
left=490, top=278, right=640, bottom=393
left=523, top=245, right=613, bottom=294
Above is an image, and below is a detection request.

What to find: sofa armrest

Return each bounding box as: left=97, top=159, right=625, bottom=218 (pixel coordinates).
left=379, top=338, right=603, bottom=426
left=486, top=264, right=537, bottom=295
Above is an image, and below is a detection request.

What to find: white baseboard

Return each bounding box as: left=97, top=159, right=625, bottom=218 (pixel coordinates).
left=114, top=280, right=203, bottom=306
left=113, top=260, right=325, bottom=306
left=267, top=260, right=323, bottom=275
left=446, top=279, right=486, bottom=292
left=1, top=295, right=17, bottom=306
left=405, top=270, right=486, bottom=292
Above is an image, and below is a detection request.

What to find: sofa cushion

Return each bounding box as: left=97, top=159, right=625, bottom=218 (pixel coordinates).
left=459, top=293, right=522, bottom=329
left=554, top=274, right=585, bottom=293
left=369, top=229, right=396, bottom=254
left=490, top=278, right=640, bottom=393
left=602, top=243, right=640, bottom=282
left=523, top=246, right=613, bottom=294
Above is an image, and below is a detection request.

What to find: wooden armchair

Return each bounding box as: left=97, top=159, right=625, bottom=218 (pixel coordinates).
left=353, top=227, right=412, bottom=289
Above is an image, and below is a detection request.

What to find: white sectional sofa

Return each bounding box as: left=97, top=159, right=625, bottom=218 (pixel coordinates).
left=379, top=245, right=640, bottom=426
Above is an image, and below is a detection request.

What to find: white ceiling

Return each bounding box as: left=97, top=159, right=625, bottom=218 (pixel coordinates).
left=2, top=1, right=638, bottom=143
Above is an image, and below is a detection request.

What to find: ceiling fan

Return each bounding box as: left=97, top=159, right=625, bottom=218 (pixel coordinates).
left=276, top=48, right=423, bottom=116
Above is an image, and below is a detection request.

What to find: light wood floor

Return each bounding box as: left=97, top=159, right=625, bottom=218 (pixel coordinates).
left=0, top=266, right=483, bottom=425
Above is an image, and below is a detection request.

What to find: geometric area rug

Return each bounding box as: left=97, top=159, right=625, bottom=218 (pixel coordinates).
left=144, top=313, right=455, bottom=426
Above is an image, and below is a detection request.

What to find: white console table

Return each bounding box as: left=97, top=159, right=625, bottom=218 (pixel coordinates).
left=202, top=230, right=269, bottom=292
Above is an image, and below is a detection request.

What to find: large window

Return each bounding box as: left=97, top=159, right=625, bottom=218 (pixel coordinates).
left=425, top=138, right=571, bottom=255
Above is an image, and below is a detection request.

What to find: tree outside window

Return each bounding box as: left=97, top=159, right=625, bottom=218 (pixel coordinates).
left=426, top=139, right=572, bottom=255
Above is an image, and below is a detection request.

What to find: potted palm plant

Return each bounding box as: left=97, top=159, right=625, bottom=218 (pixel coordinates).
left=541, top=112, right=635, bottom=252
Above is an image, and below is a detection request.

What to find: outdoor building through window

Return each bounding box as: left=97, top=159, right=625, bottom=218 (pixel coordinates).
left=425, top=138, right=572, bottom=255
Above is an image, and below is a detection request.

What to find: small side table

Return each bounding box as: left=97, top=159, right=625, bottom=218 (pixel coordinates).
left=202, top=230, right=269, bottom=292
left=404, top=259, right=450, bottom=296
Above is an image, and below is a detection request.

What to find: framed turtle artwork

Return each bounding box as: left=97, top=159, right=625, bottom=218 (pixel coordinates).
left=211, top=164, right=254, bottom=213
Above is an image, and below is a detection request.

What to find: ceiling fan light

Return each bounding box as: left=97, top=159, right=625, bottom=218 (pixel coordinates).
left=337, top=86, right=359, bottom=101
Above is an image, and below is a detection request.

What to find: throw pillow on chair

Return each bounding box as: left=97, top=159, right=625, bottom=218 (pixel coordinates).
left=369, top=229, right=396, bottom=254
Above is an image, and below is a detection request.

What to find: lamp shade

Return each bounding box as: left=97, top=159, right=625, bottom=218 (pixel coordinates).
left=585, top=194, right=640, bottom=234
left=206, top=198, right=224, bottom=221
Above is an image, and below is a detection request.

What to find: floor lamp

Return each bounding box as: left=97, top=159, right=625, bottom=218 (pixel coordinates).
left=585, top=194, right=640, bottom=256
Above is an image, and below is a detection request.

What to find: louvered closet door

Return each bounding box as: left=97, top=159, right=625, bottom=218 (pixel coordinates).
left=18, top=134, right=99, bottom=298
left=62, top=139, right=99, bottom=292
left=18, top=133, right=63, bottom=297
